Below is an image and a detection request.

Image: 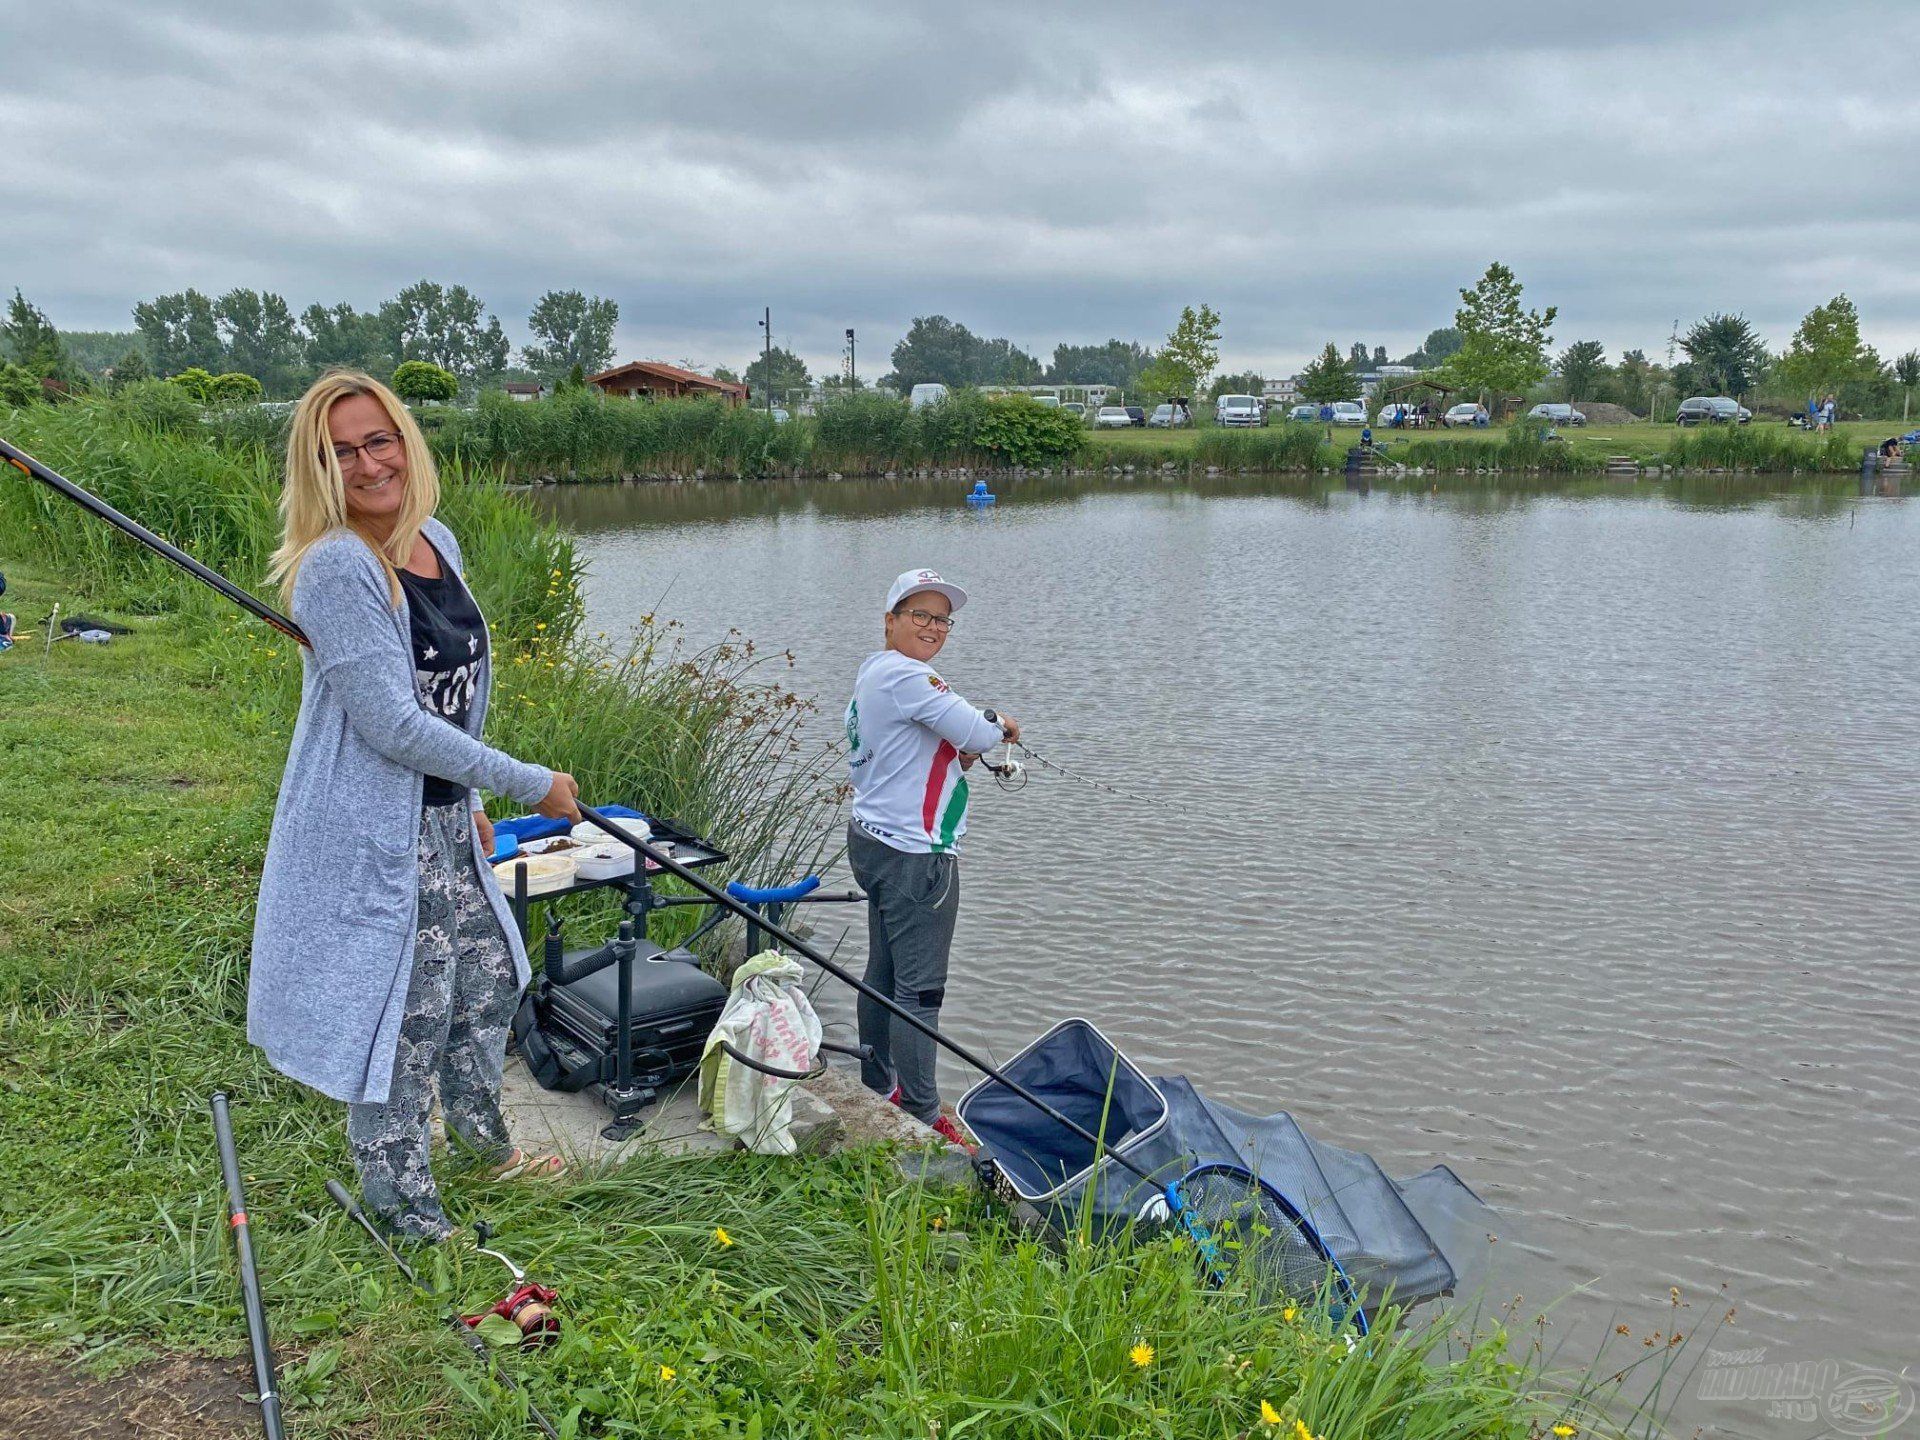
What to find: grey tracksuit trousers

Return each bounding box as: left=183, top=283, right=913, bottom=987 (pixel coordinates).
left=848, top=822, right=960, bottom=1124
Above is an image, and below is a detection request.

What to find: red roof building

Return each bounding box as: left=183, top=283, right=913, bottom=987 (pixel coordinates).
left=588, top=361, right=750, bottom=406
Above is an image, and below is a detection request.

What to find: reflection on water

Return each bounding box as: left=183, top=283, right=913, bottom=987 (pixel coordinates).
left=535, top=472, right=1918, bottom=1439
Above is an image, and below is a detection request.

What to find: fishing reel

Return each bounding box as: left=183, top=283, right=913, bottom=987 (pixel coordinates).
left=461, top=1222, right=561, bottom=1347
left=979, top=709, right=1028, bottom=791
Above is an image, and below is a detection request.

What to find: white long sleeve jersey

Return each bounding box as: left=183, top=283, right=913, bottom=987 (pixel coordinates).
left=845, top=650, right=1004, bottom=855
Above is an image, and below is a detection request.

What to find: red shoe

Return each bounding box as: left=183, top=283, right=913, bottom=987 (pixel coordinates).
left=884, top=1083, right=903, bottom=1106
left=931, top=1113, right=978, bottom=1154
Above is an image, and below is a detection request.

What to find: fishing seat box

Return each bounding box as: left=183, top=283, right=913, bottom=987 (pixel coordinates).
left=535, top=945, right=727, bottom=1089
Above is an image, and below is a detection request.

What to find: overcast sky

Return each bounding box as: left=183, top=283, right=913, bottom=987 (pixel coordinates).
left=6, top=0, right=1918, bottom=379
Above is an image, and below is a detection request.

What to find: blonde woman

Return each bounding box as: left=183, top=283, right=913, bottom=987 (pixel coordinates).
left=249, top=370, right=581, bottom=1240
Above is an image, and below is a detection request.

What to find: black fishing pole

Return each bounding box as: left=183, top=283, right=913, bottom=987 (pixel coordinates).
left=209, top=1093, right=287, bottom=1440
left=325, top=1181, right=562, bottom=1440
left=1, top=438, right=308, bottom=644
left=13, top=441, right=1353, bottom=1317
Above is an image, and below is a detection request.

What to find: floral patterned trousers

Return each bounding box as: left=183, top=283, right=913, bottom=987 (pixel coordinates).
left=346, top=803, right=519, bottom=1240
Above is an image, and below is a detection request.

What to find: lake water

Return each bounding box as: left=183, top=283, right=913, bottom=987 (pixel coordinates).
left=536, top=473, right=1919, bottom=1439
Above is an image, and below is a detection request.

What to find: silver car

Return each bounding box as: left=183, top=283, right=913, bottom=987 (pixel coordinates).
left=1092, top=406, right=1135, bottom=429
left=1329, top=401, right=1367, bottom=427
left=1526, top=403, right=1586, bottom=426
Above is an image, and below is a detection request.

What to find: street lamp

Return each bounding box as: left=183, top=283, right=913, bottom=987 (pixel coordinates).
left=845, top=327, right=856, bottom=389
left=757, top=308, right=772, bottom=414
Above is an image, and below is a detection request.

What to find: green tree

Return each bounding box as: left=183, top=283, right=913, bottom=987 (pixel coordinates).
left=0, top=361, right=42, bottom=407
left=1613, top=348, right=1660, bottom=416
left=2, top=290, right=70, bottom=377
left=1208, top=370, right=1265, bottom=401
left=391, top=359, right=459, bottom=404
left=134, top=289, right=224, bottom=375
left=1440, top=262, right=1555, bottom=408
left=301, top=302, right=392, bottom=374
left=168, top=367, right=220, bottom=403
left=1557, top=340, right=1606, bottom=403
left=1676, top=313, right=1770, bottom=397
left=1045, top=339, right=1153, bottom=389
left=971, top=336, right=1043, bottom=386
left=1399, top=327, right=1463, bottom=368
left=378, top=281, right=510, bottom=379
left=110, top=347, right=150, bottom=388
left=1144, top=304, right=1223, bottom=401
left=1894, top=350, right=1920, bottom=421
left=1774, top=295, right=1880, bottom=404
left=213, top=290, right=303, bottom=395
left=888, top=315, right=980, bottom=389
left=1348, top=342, right=1370, bottom=370
left=744, top=345, right=811, bottom=403
left=1295, top=343, right=1357, bottom=404
left=209, top=371, right=264, bottom=403
left=522, top=289, right=619, bottom=379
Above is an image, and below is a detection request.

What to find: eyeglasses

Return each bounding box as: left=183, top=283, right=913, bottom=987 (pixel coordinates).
left=895, top=607, right=955, bottom=632
left=331, top=431, right=402, bottom=468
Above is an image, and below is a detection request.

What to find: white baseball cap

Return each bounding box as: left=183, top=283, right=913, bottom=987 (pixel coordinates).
left=885, top=567, right=968, bottom=614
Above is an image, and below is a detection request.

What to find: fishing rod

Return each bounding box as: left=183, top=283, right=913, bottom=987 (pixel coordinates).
left=210, top=1093, right=287, bottom=1440
left=1, top=438, right=307, bottom=644
left=12, top=438, right=1360, bottom=1322
left=325, top=1181, right=562, bottom=1440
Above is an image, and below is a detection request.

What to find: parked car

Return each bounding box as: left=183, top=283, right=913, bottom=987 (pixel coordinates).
left=1443, top=403, right=1490, bottom=427
left=1093, top=405, right=1134, bottom=429
left=1526, top=403, right=1586, bottom=426
left=1329, top=401, right=1367, bottom=427
left=1215, top=394, right=1265, bottom=427
left=1032, top=394, right=1062, bottom=408
left=770, top=408, right=790, bottom=424
left=1124, top=406, right=1146, bottom=427
left=1287, top=403, right=1320, bottom=422
left=1675, top=396, right=1751, bottom=426
left=1060, top=401, right=1087, bottom=420
left=1147, top=402, right=1191, bottom=428
left=909, top=383, right=949, bottom=411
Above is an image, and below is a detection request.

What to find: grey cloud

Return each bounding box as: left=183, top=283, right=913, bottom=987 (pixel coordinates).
left=5, top=0, right=1919, bottom=380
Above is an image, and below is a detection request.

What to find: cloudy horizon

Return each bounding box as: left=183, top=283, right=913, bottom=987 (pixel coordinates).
left=7, top=0, right=1919, bottom=382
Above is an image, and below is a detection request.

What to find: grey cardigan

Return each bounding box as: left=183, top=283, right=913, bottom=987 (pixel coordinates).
left=248, top=518, right=552, bottom=1104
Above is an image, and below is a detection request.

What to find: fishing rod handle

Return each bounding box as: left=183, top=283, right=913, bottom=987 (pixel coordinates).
left=325, top=1178, right=422, bottom=1289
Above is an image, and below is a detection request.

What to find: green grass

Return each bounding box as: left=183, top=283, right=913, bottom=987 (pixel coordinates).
left=0, top=392, right=1643, bottom=1438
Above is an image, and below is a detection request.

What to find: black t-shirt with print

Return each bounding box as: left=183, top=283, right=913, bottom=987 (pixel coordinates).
left=398, top=562, right=488, bottom=807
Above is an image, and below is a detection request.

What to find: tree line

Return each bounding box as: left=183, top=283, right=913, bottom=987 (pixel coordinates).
left=6, top=268, right=1918, bottom=422
left=0, top=282, right=621, bottom=403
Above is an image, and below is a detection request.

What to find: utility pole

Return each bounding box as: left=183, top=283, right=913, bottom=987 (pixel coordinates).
left=845, top=327, right=856, bottom=389
left=758, top=307, right=772, bottom=414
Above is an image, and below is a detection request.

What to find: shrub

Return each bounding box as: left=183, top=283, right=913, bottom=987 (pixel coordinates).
left=0, top=360, right=41, bottom=408
left=209, top=371, right=264, bottom=404
left=974, top=395, right=1085, bottom=466
left=166, top=366, right=219, bottom=403
left=1191, top=427, right=1329, bottom=471
left=392, top=359, right=458, bottom=404
left=812, top=391, right=914, bottom=473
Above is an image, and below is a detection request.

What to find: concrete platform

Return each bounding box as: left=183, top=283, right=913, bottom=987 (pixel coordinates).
left=498, top=1051, right=945, bottom=1170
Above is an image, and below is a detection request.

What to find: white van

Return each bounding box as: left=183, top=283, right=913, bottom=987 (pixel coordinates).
left=1215, top=394, right=1265, bottom=428
left=909, top=383, right=950, bottom=411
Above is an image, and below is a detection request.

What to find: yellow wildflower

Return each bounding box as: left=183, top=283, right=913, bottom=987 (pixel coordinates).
left=714, top=1226, right=733, bottom=1247
left=1553, top=1426, right=1577, bottom=1437
left=535, top=622, right=546, bottom=631
left=1129, top=1343, right=1153, bottom=1368
left=1282, top=1304, right=1297, bottom=1323
left=1260, top=1400, right=1284, bottom=1426
left=1296, top=1420, right=1315, bottom=1440
left=657, top=1364, right=676, bottom=1383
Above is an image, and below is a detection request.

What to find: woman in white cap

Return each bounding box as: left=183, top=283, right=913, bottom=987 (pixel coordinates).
left=844, top=569, right=1019, bottom=1148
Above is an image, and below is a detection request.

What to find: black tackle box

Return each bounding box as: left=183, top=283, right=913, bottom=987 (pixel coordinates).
left=538, top=945, right=727, bottom=1087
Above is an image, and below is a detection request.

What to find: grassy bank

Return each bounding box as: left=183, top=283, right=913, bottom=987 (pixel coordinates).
left=1, top=391, right=1619, bottom=1437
